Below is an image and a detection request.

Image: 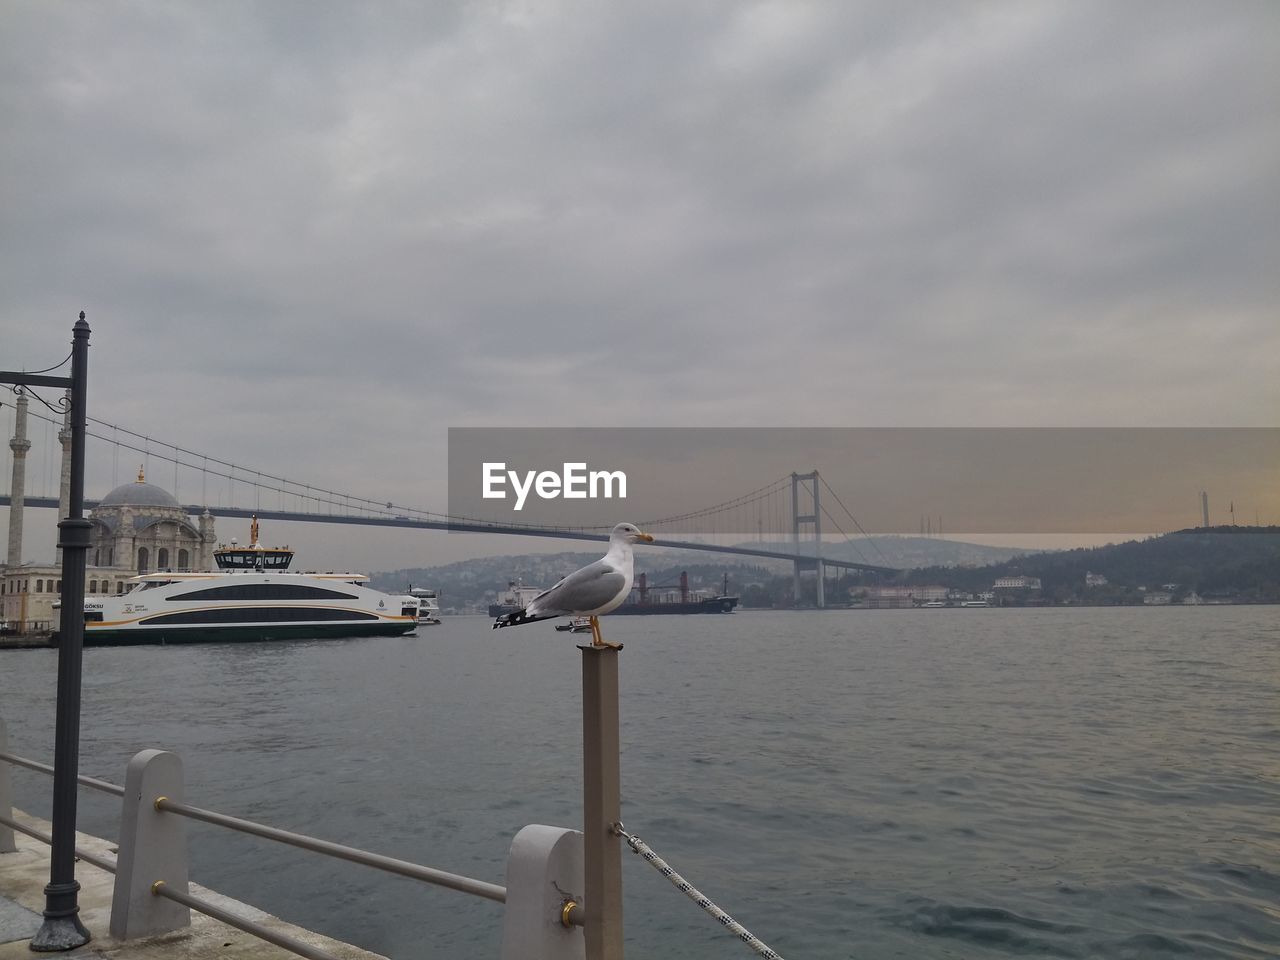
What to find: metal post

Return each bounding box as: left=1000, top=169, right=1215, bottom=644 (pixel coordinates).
left=1, top=718, right=17, bottom=853
left=31, top=314, right=91, bottom=951
left=581, top=645, right=623, bottom=959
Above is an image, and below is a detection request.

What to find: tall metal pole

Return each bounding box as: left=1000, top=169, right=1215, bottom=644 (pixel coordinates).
left=31, top=314, right=92, bottom=951
left=581, top=645, right=623, bottom=959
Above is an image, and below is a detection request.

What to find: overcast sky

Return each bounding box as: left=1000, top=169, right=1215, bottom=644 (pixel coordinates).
left=2, top=1, right=1277, bottom=569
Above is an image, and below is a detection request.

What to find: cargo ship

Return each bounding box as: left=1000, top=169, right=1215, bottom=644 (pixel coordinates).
left=488, top=571, right=738, bottom=617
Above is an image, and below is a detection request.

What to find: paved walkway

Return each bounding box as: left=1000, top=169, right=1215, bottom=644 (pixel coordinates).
left=1, top=810, right=387, bottom=959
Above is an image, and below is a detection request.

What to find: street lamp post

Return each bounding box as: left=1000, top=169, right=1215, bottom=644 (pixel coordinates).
left=0, top=313, right=92, bottom=950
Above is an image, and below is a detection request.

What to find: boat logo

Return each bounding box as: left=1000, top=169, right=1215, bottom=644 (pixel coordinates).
left=377, top=599, right=385, bottom=609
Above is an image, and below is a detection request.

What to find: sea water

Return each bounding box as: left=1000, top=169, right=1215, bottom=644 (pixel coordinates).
left=3, top=606, right=1278, bottom=959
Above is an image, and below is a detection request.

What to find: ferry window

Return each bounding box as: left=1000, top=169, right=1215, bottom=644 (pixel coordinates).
left=145, top=608, right=377, bottom=625
left=168, top=583, right=359, bottom=602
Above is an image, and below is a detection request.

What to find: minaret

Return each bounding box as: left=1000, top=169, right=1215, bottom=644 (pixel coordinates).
left=7, top=394, right=31, bottom=566
left=56, top=392, right=72, bottom=563
left=1201, top=491, right=1209, bottom=528
left=198, top=508, right=216, bottom=571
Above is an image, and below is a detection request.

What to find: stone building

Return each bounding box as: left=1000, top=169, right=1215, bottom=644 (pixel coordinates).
left=2, top=393, right=217, bottom=630
left=88, top=467, right=215, bottom=577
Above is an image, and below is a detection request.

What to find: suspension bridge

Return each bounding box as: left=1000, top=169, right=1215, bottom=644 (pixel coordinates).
left=2, top=404, right=899, bottom=605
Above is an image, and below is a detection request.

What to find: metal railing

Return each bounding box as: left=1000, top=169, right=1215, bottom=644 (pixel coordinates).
left=0, top=750, right=124, bottom=798
left=1, top=721, right=591, bottom=960
left=152, top=795, right=508, bottom=903
left=0, top=806, right=116, bottom=876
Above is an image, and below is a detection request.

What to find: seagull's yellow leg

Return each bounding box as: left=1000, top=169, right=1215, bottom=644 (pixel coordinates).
left=590, top=616, right=622, bottom=650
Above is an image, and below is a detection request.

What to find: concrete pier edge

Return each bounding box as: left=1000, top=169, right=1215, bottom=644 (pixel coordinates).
left=0, top=809, right=387, bottom=959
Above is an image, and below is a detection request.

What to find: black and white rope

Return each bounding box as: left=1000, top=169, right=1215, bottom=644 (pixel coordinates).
left=612, top=822, right=785, bottom=960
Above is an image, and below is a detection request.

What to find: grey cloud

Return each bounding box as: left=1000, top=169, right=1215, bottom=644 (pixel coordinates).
left=2, top=1, right=1277, bottom=569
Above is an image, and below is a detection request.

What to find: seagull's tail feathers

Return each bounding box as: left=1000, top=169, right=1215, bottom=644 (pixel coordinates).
left=492, top=608, right=558, bottom=630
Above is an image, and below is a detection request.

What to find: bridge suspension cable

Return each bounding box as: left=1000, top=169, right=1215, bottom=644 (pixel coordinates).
left=819, top=473, right=891, bottom=566
left=11, top=410, right=888, bottom=568
left=635, top=475, right=793, bottom=532
left=16, top=408, right=447, bottom=523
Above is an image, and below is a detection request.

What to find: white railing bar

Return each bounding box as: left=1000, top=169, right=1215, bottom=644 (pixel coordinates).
left=151, top=881, right=341, bottom=960
left=0, top=811, right=117, bottom=874
left=0, top=751, right=126, bottom=797
left=154, top=797, right=508, bottom=903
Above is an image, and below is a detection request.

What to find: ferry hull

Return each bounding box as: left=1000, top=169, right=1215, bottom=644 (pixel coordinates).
left=81, top=621, right=417, bottom=646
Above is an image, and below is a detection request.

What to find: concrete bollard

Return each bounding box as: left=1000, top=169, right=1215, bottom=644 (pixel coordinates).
left=0, top=718, right=15, bottom=853
left=109, top=749, right=190, bottom=939
left=501, top=824, right=586, bottom=960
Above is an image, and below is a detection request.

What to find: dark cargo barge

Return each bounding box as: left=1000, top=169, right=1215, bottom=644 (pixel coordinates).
left=488, top=571, right=738, bottom=617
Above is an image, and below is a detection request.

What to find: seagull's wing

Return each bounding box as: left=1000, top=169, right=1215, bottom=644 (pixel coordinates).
left=527, top=560, right=627, bottom=617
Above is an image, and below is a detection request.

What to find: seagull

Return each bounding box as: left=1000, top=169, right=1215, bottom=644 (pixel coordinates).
left=492, top=522, right=655, bottom=648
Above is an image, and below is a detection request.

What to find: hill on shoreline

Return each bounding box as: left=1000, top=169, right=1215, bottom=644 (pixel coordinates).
left=897, top=526, right=1280, bottom=603
left=372, top=527, right=1280, bottom=609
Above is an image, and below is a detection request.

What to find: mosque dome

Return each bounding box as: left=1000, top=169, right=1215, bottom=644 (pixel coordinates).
left=97, top=468, right=182, bottom=510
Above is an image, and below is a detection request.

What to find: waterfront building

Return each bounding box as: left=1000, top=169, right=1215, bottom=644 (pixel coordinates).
left=858, top=585, right=947, bottom=608
left=2, top=402, right=216, bottom=630
left=993, top=575, right=1042, bottom=590
left=1085, top=571, right=1108, bottom=587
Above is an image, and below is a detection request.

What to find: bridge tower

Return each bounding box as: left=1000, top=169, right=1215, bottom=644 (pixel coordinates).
left=791, top=470, right=824, bottom=608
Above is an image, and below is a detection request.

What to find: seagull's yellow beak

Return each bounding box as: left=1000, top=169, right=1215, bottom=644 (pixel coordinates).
left=638, top=531, right=655, bottom=543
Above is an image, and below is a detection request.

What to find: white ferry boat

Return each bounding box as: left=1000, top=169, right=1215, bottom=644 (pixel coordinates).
left=81, top=518, right=418, bottom=645
left=406, top=586, right=442, bottom=625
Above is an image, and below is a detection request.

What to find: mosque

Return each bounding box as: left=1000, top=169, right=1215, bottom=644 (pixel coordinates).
left=1, top=394, right=215, bottom=631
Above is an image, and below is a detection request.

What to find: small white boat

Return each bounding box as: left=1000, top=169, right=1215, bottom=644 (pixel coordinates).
left=406, top=586, right=442, bottom=625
